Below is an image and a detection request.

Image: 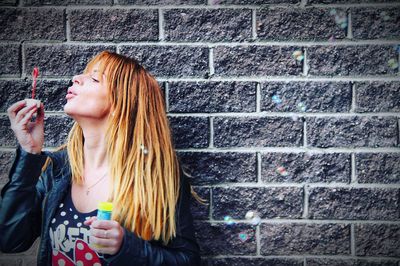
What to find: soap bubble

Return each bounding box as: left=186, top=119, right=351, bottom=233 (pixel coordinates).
left=276, top=166, right=288, bottom=176
left=380, top=11, right=391, bottom=21
left=245, top=210, right=261, bottom=226
left=272, top=95, right=282, bottom=104
left=388, top=59, right=399, bottom=69
left=238, top=232, right=248, bottom=242
left=297, top=102, right=307, bottom=112
left=224, top=216, right=236, bottom=226
left=292, top=50, right=304, bottom=62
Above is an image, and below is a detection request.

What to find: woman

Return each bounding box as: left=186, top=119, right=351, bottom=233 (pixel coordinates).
left=0, top=51, right=201, bottom=265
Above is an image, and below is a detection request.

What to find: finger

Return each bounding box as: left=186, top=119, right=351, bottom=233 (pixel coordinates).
left=7, top=100, right=27, bottom=120
left=92, top=245, right=115, bottom=255
left=90, top=228, right=109, bottom=239
left=91, top=220, right=118, bottom=230
left=19, top=106, right=38, bottom=126
left=89, top=235, right=117, bottom=247
left=15, top=105, right=36, bottom=123
left=36, top=102, right=45, bottom=122
left=84, top=216, right=97, bottom=226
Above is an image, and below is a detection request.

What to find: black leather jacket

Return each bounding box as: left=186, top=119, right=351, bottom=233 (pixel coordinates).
left=0, top=147, right=200, bottom=265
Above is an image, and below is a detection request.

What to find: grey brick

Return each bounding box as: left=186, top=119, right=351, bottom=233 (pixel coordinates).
left=308, top=187, right=400, bottom=220
left=69, top=9, right=158, bottom=41
left=261, top=81, right=351, bottom=112
left=309, top=0, right=396, bottom=3
left=44, top=115, right=73, bottom=147
left=168, top=82, right=257, bottom=113
left=307, top=258, right=399, bottom=266
left=178, top=152, right=256, bottom=185
left=356, top=153, right=400, bottom=184
left=353, top=8, right=400, bottom=39
left=201, top=258, right=303, bottom=266
left=0, top=80, right=67, bottom=112
left=194, top=221, right=256, bottom=255
left=257, top=8, right=346, bottom=41
left=307, top=117, right=398, bottom=148
left=214, top=117, right=303, bottom=147
left=25, top=45, right=116, bottom=77
left=0, top=257, right=22, bottom=266
left=260, top=223, right=350, bottom=255
left=0, top=116, right=16, bottom=147
left=118, top=0, right=205, bottom=4
left=213, top=0, right=298, bottom=3
left=119, top=46, right=208, bottom=78
left=261, top=153, right=351, bottom=183
left=213, top=187, right=303, bottom=219
left=169, top=116, right=209, bottom=148
left=23, top=0, right=112, bottom=5
left=0, top=8, right=65, bottom=41
left=214, top=46, right=303, bottom=76
left=355, top=224, right=400, bottom=257
left=355, top=81, right=400, bottom=113
left=0, top=151, right=15, bottom=185
left=190, top=186, right=209, bottom=220
left=164, top=9, right=252, bottom=42
left=0, top=44, right=20, bottom=76
left=308, top=45, right=398, bottom=76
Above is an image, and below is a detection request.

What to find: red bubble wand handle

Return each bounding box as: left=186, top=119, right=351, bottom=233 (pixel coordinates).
left=31, top=67, right=39, bottom=99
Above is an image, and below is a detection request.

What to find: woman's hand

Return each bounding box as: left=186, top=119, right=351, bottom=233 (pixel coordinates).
left=84, top=217, right=125, bottom=256
left=7, top=100, right=44, bottom=154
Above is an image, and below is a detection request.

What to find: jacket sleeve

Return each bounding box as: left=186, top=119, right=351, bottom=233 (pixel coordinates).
left=104, top=173, right=201, bottom=266
left=0, top=147, right=49, bottom=253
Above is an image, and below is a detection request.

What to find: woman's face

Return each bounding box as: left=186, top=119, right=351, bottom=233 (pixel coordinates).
left=64, top=62, right=111, bottom=120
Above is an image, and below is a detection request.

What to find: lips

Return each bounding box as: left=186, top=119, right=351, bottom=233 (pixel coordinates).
left=66, top=87, right=77, bottom=100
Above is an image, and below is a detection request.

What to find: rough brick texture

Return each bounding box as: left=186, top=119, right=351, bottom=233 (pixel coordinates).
left=169, top=81, right=257, bottom=113
left=257, top=8, right=347, bottom=41
left=261, top=81, right=352, bottom=112
left=1, top=1, right=400, bottom=264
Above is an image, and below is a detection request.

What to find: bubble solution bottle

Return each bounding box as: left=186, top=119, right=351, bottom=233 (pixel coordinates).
left=97, top=202, right=113, bottom=221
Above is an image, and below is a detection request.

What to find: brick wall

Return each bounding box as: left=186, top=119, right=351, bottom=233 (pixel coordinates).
left=0, top=0, right=399, bottom=265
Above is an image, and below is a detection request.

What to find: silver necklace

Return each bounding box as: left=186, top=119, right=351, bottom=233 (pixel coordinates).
left=85, top=172, right=108, bottom=195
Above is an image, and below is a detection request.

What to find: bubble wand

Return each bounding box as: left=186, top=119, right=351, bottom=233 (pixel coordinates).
left=31, top=67, right=39, bottom=99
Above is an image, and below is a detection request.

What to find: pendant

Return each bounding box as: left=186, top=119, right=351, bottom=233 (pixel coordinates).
left=86, top=190, right=90, bottom=195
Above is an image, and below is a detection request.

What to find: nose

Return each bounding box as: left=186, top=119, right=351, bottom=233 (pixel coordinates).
left=72, top=74, right=84, bottom=85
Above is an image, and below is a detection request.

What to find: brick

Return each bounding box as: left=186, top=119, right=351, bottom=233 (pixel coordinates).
left=355, top=81, right=400, bottom=113
left=0, top=80, right=67, bottom=112
left=307, top=117, right=398, bottom=148
left=23, top=0, right=112, bottom=5
left=307, top=258, right=399, bottom=266
left=25, top=45, right=116, bottom=77
left=308, top=45, right=398, bottom=76
left=201, top=258, right=303, bottom=266
left=213, top=117, right=303, bottom=147
left=44, top=115, right=73, bottom=147
left=0, top=116, right=16, bottom=147
left=168, top=82, right=257, bottom=113
left=178, top=152, right=256, bottom=185
left=260, top=223, right=350, bottom=255
left=164, top=9, right=252, bottom=42
left=355, top=224, right=400, bottom=257
left=190, top=186, right=209, bottom=220
left=308, top=187, right=400, bottom=220
left=169, top=116, right=209, bottom=148
left=119, top=46, right=208, bottom=78
left=214, top=46, right=303, bottom=76
left=0, top=257, right=22, bottom=266
left=0, top=0, right=18, bottom=5
left=352, top=8, right=400, bottom=39
left=0, top=44, right=20, bottom=76
left=356, top=153, right=400, bottom=184
left=118, top=0, right=205, bottom=4
left=261, top=81, right=351, bottom=112
left=261, top=153, right=351, bottom=183
left=212, top=0, right=298, bottom=4
left=69, top=9, right=158, bottom=41
left=0, top=151, right=15, bottom=185
left=194, top=221, right=256, bottom=255
left=257, top=8, right=346, bottom=41
left=212, top=187, right=303, bottom=219
left=0, top=8, right=65, bottom=41
left=309, top=0, right=396, bottom=3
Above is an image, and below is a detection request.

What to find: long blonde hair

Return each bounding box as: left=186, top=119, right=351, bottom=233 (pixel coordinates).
left=67, top=51, right=180, bottom=244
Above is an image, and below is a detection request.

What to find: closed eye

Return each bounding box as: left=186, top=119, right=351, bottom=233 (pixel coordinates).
left=91, top=77, right=99, bottom=83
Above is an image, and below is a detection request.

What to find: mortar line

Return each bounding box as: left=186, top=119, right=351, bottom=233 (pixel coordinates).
left=302, top=184, right=309, bottom=219
left=65, top=9, right=71, bottom=42
left=256, top=82, right=261, bottom=112
left=20, top=42, right=25, bottom=79
left=257, top=152, right=262, bottom=184
left=350, top=224, right=356, bottom=256
left=165, top=81, right=169, bottom=112
left=351, top=82, right=356, bottom=112
left=347, top=9, right=353, bottom=39
left=351, top=153, right=357, bottom=184
left=209, top=116, right=214, bottom=148
left=256, top=224, right=261, bottom=256
left=158, top=8, right=165, bottom=41
left=252, top=9, right=257, bottom=41
left=209, top=47, right=215, bottom=77
left=303, top=47, right=309, bottom=76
